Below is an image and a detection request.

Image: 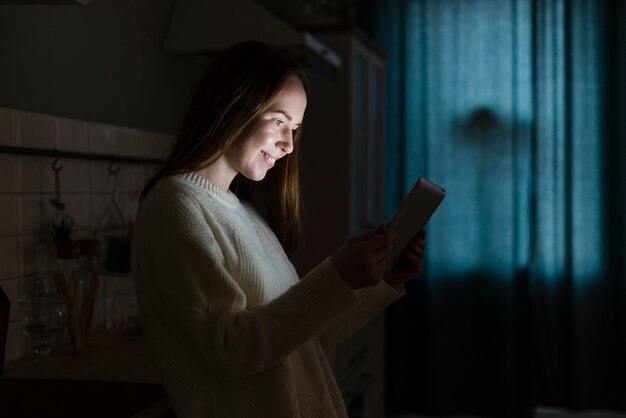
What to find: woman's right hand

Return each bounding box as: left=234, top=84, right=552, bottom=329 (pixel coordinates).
left=330, top=225, right=396, bottom=290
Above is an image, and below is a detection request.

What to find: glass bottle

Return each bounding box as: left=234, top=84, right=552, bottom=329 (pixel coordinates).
left=79, top=238, right=104, bottom=345
left=52, top=240, right=84, bottom=351
left=104, top=271, right=141, bottom=340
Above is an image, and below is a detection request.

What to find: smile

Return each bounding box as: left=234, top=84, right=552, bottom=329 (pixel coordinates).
left=261, top=151, right=276, bottom=167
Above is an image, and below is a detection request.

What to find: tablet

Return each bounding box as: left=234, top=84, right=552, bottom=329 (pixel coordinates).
left=386, top=176, right=445, bottom=271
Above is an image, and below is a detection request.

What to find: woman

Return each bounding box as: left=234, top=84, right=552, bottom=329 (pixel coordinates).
left=132, top=41, right=426, bottom=418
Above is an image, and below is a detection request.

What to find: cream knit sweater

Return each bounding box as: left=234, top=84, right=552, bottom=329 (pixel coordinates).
left=131, top=172, right=404, bottom=418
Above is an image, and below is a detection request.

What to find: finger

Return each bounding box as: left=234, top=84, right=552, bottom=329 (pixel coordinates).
left=372, top=248, right=391, bottom=265
left=411, top=229, right=426, bottom=241
left=370, top=237, right=393, bottom=260
left=404, top=247, right=423, bottom=262
left=409, top=236, right=426, bottom=250
left=354, top=224, right=387, bottom=241
left=374, top=252, right=389, bottom=273
left=372, top=235, right=394, bottom=253
left=401, top=251, right=423, bottom=271
left=403, top=242, right=424, bottom=260
left=377, top=264, right=388, bottom=281
left=366, top=256, right=387, bottom=282
left=363, top=228, right=396, bottom=251
left=405, top=241, right=425, bottom=257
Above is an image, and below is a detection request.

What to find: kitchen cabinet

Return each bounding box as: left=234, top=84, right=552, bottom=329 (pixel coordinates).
left=292, top=26, right=387, bottom=418
left=1, top=337, right=172, bottom=418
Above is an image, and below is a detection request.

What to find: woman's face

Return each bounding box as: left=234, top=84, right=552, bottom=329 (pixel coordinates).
left=224, top=74, right=307, bottom=182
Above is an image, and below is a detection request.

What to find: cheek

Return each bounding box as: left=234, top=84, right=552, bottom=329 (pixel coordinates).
left=250, top=131, right=275, bottom=150
left=234, top=124, right=275, bottom=158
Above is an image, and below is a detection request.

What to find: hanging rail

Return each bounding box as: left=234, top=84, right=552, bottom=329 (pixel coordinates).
left=0, top=145, right=164, bottom=165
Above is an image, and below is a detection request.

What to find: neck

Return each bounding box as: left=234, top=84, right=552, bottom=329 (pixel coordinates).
left=195, top=157, right=236, bottom=192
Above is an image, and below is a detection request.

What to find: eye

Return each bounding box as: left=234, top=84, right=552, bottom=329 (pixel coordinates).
left=273, top=119, right=284, bottom=127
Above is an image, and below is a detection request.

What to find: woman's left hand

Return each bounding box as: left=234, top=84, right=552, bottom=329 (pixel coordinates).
left=384, top=229, right=427, bottom=286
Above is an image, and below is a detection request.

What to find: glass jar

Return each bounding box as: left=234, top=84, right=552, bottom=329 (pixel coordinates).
left=19, top=276, right=68, bottom=359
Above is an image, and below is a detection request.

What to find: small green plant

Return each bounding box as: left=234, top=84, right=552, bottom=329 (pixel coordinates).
left=49, top=213, right=75, bottom=242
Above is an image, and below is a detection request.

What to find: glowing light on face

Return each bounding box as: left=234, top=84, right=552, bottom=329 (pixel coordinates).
left=224, top=75, right=307, bottom=182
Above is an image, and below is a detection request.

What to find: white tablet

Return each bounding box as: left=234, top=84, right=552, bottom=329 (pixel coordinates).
left=386, top=176, right=445, bottom=271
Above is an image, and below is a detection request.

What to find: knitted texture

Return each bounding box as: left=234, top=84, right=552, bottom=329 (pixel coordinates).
left=131, top=172, right=404, bottom=418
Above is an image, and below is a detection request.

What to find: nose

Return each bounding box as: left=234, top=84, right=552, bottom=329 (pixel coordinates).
left=278, top=128, right=294, bottom=154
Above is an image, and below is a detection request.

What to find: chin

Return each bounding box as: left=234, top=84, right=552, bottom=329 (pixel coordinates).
left=243, top=172, right=268, bottom=182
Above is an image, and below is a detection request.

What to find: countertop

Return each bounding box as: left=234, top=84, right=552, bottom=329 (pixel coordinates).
left=2, top=335, right=160, bottom=382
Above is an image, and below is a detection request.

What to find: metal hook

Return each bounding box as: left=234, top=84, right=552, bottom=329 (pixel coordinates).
left=109, top=157, right=120, bottom=175
left=51, top=151, right=63, bottom=172
left=50, top=151, right=65, bottom=210
left=94, top=157, right=125, bottom=235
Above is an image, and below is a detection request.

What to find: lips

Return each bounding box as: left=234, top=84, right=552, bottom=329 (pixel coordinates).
left=261, top=151, right=276, bottom=167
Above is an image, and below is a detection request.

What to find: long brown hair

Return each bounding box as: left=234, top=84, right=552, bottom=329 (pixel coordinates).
left=142, top=41, right=309, bottom=255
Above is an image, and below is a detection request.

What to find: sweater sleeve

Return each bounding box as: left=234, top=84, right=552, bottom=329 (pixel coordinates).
left=133, top=189, right=360, bottom=382
left=317, top=281, right=405, bottom=350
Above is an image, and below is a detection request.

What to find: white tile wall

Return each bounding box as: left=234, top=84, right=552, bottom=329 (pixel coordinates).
left=18, top=155, right=55, bottom=193
left=0, top=154, right=18, bottom=192
left=0, top=237, right=19, bottom=279
left=17, top=235, right=51, bottom=278
left=0, top=107, right=172, bottom=364
left=55, top=117, right=90, bottom=152
left=0, top=195, right=19, bottom=236
left=89, top=123, right=120, bottom=154
left=17, top=111, right=55, bottom=149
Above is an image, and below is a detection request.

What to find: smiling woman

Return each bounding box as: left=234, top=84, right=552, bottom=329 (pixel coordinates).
left=131, top=41, right=428, bottom=418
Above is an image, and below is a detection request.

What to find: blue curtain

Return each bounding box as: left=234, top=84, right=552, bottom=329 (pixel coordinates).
left=361, top=0, right=626, bottom=416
